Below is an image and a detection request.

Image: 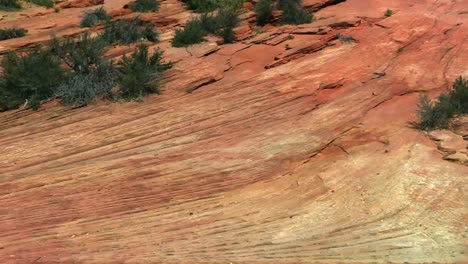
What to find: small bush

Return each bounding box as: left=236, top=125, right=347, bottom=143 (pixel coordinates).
left=215, top=7, right=240, bottom=43
left=54, top=62, right=115, bottom=106
left=51, top=33, right=117, bottom=106
left=181, top=0, right=243, bottom=13
left=280, top=4, right=312, bottom=25
left=26, top=0, right=54, bottom=8
left=0, top=27, right=27, bottom=41
left=198, top=12, right=218, bottom=34
left=416, top=76, right=468, bottom=130
left=0, top=46, right=64, bottom=110
left=337, top=33, right=354, bottom=43
left=181, top=0, right=219, bottom=12
left=172, top=18, right=207, bottom=47
left=172, top=5, right=240, bottom=47
left=52, top=32, right=108, bottom=74
left=277, top=0, right=301, bottom=9
left=117, top=44, right=171, bottom=99
left=100, top=18, right=159, bottom=45
left=0, top=0, right=21, bottom=10
left=220, top=0, right=244, bottom=10
left=416, top=95, right=451, bottom=130
left=255, top=0, right=275, bottom=26
left=129, top=0, right=159, bottom=12
left=385, top=9, right=393, bottom=17
left=80, top=7, right=110, bottom=28
left=449, top=76, right=468, bottom=114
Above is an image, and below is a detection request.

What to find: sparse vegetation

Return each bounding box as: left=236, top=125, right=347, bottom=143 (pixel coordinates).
left=51, top=33, right=116, bottom=106
left=0, top=33, right=115, bottom=109
left=215, top=7, right=241, bottom=43
left=52, top=32, right=108, bottom=74
left=253, top=27, right=265, bottom=36
left=181, top=0, right=219, bottom=12
left=254, top=0, right=312, bottom=25
left=416, top=77, right=468, bottom=130
left=0, top=0, right=21, bottom=10
left=80, top=7, right=110, bottom=28
left=255, top=0, right=275, bottom=26
left=0, top=27, right=27, bottom=41
left=172, top=3, right=241, bottom=47
left=129, top=0, right=159, bottom=12
left=172, top=18, right=207, bottom=47
left=385, top=9, right=393, bottom=17
left=337, top=33, right=354, bottom=43
left=0, top=18, right=172, bottom=111
left=26, top=0, right=54, bottom=8
left=116, top=44, right=171, bottom=99
left=277, top=0, right=301, bottom=9
left=198, top=12, right=218, bottom=34
left=0, top=46, right=64, bottom=110
left=100, top=18, right=159, bottom=45
left=280, top=3, right=312, bottom=24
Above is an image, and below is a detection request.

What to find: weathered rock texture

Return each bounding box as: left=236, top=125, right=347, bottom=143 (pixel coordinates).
left=0, top=0, right=467, bottom=263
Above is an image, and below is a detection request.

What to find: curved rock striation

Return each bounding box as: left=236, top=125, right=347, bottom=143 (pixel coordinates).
left=0, top=0, right=467, bottom=263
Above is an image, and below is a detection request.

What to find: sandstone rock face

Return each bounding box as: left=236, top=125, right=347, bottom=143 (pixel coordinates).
left=0, top=0, right=467, bottom=263
left=428, top=118, right=468, bottom=164
left=58, top=0, right=104, bottom=9
left=452, top=116, right=468, bottom=138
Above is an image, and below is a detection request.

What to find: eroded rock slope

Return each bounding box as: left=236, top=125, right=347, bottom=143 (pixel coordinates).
left=0, top=0, right=467, bottom=263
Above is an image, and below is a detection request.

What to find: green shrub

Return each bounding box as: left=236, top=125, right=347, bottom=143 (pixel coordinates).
left=385, top=9, right=393, bottom=17
left=52, top=32, right=108, bottom=74
left=337, top=33, right=354, bottom=43
left=0, top=46, right=64, bottom=110
left=0, top=27, right=27, bottom=41
left=175, top=0, right=242, bottom=45
left=416, top=76, right=468, bottom=130
left=26, top=0, right=54, bottom=8
left=198, top=12, right=218, bottom=33
left=172, top=18, right=207, bottom=47
left=277, top=0, right=301, bottom=9
left=80, top=7, right=110, bottom=28
left=129, top=0, right=159, bottom=12
left=181, top=0, right=243, bottom=12
left=280, top=4, right=312, bottom=24
left=100, top=18, right=159, bottom=45
left=181, top=0, right=219, bottom=12
left=255, top=0, right=275, bottom=26
left=416, top=95, right=451, bottom=130
left=450, top=76, right=468, bottom=114
left=51, top=32, right=117, bottom=106
left=117, top=44, right=171, bottom=99
left=0, top=28, right=173, bottom=110
left=54, top=62, right=115, bottom=106
left=172, top=6, right=240, bottom=47
left=220, top=0, right=244, bottom=10
left=0, top=0, right=21, bottom=10
left=276, top=0, right=313, bottom=25
left=215, top=7, right=240, bottom=43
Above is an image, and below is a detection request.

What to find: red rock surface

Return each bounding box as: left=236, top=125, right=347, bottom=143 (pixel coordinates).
left=58, top=0, right=104, bottom=9
left=0, top=0, right=467, bottom=263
